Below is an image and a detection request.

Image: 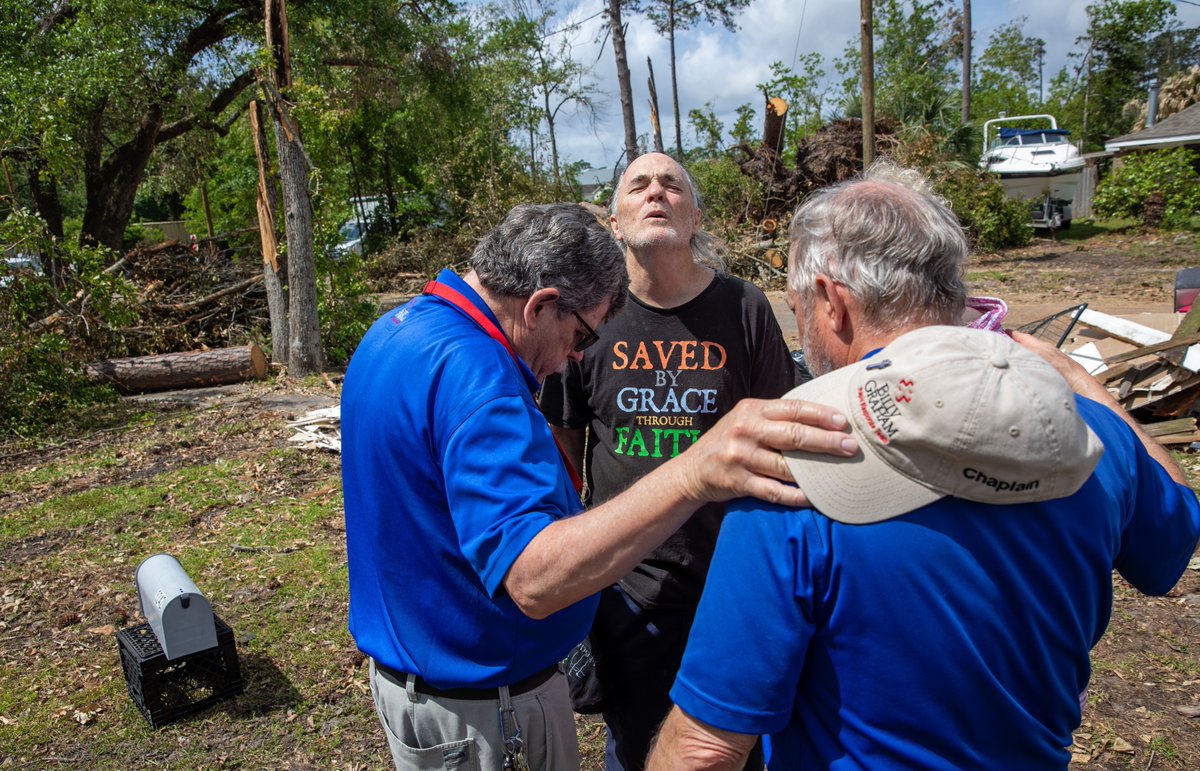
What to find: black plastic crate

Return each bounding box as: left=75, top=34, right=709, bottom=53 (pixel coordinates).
left=117, top=614, right=243, bottom=729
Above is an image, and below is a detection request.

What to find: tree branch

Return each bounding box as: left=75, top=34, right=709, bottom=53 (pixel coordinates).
left=322, top=56, right=399, bottom=71
left=157, top=70, right=256, bottom=144
left=176, top=1, right=261, bottom=63
left=37, top=1, right=77, bottom=35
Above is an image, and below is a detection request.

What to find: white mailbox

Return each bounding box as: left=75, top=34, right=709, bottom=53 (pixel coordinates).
left=135, top=554, right=217, bottom=660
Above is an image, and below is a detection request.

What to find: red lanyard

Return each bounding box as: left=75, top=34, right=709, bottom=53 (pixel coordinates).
left=423, top=280, right=584, bottom=495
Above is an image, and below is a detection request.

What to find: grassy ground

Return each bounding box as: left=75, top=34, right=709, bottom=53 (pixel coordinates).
left=3, top=382, right=1199, bottom=770
left=4, top=225, right=1200, bottom=768
left=0, top=389, right=387, bottom=769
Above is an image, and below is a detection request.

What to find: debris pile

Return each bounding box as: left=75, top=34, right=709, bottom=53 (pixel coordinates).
left=1023, top=305, right=1200, bottom=444
left=34, top=241, right=268, bottom=360
left=735, top=118, right=902, bottom=220
left=287, top=405, right=341, bottom=452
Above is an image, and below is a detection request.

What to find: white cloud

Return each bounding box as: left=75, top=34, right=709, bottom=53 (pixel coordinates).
left=549, top=0, right=1200, bottom=168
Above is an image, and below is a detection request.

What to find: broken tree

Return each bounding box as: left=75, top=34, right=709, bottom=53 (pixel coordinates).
left=264, top=0, right=323, bottom=376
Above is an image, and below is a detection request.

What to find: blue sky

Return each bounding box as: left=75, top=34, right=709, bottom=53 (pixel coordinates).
left=538, top=0, right=1200, bottom=168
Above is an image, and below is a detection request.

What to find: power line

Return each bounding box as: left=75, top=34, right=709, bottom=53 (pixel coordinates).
left=547, top=8, right=606, bottom=37
left=791, top=0, right=810, bottom=71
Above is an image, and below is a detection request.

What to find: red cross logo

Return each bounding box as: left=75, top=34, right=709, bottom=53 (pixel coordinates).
left=894, top=378, right=915, bottom=403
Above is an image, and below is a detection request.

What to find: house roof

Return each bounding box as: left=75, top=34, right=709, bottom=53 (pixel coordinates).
left=1106, top=102, right=1200, bottom=151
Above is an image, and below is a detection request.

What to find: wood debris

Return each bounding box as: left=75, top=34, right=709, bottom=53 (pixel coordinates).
left=1039, top=307, right=1200, bottom=443
left=287, top=406, right=341, bottom=452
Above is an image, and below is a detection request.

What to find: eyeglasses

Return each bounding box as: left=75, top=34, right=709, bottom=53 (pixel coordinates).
left=570, top=310, right=600, bottom=352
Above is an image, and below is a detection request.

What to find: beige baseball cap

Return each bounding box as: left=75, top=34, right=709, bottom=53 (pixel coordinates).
left=783, top=325, right=1105, bottom=524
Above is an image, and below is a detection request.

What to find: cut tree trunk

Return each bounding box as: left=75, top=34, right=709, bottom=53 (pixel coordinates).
left=85, top=344, right=268, bottom=393
left=272, top=104, right=323, bottom=376
left=763, top=96, right=789, bottom=156
left=265, top=0, right=323, bottom=377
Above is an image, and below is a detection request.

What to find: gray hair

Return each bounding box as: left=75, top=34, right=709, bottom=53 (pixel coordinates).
left=472, top=203, right=629, bottom=318
left=610, top=159, right=725, bottom=272
left=787, top=162, right=967, bottom=331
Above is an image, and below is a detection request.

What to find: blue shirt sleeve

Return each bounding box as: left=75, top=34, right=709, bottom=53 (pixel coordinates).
left=443, top=391, right=581, bottom=598
left=670, top=501, right=822, bottom=735
left=1079, top=398, right=1200, bottom=595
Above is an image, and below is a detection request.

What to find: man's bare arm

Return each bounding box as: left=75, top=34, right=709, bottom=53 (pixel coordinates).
left=646, top=707, right=757, bottom=771
left=1012, top=330, right=1188, bottom=485
left=505, top=398, right=858, bottom=619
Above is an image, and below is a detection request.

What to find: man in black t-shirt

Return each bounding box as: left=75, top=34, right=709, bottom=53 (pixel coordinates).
left=544, top=153, right=795, bottom=771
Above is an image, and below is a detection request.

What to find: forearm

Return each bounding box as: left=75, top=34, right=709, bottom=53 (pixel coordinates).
left=1012, top=331, right=1188, bottom=486
left=646, top=707, right=755, bottom=771
left=503, top=460, right=700, bottom=618
left=505, top=397, right=857, bottom=618
left=1068, top=369, right=1188, bottom=486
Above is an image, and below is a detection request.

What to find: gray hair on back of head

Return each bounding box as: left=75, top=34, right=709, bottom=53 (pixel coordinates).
left=610, top=158, right=725, bottom=272
left=472, top=203, right=629, bottom=318
left=787, top=161, right=967, bottom=331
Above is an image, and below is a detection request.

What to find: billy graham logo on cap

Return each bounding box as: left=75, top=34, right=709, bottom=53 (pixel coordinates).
left=780, top=326, right=1105, bottom=525
left=858, top=378, right=905, bottom=444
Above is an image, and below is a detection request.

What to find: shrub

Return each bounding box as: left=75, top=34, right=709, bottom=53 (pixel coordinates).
left=0, top=330, right=117, bottom=438
left=316, top=251, right=380, bottom=368
left=687, top=157, right=765, bottom=229
left=0, top=210, right=126, bottom=437
left=931, top=165, right=1033, bottom=251
left=1092, top=148, right=1200, bottom=229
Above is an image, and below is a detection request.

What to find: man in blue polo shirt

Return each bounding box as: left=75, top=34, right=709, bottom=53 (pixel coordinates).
left=647, top=168, right=1200, bottom=770
left=341, top=204, right=859, bottom=770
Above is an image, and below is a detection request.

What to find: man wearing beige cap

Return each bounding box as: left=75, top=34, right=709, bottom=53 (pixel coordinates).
left=647, top=167, right=1200, bottom=770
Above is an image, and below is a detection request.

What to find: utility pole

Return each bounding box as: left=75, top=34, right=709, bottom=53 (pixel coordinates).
left=961, top=0, right=971, bottom=126
left=861, top=0, right=875, bottom=167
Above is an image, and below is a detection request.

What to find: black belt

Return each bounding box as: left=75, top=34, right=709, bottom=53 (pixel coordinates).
left=375, top=660, right=559, bottom=701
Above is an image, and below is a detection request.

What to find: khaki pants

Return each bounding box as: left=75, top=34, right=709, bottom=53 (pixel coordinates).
left=369, top=659, right=581, bottom=770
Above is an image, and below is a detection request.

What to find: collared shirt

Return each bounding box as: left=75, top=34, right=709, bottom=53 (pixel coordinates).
left=342, top=269, right=596, bottom=688
left=671, top=396, right=1200, bottom=769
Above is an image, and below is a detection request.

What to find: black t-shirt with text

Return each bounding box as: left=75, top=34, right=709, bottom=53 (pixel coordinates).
left=543, top=274, right=796, bottom=608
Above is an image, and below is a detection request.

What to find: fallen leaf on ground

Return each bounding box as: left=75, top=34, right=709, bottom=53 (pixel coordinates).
left=86, top=625, right=115, bottom=636
left=1110, top=736, right=1135, bottom=754
left=1176, top=704, right=1200, bottom=718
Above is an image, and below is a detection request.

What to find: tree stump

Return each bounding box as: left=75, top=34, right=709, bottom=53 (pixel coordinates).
left=763, top=96, right=789, bottom=157
left=85, top=344, right=268, bottom=394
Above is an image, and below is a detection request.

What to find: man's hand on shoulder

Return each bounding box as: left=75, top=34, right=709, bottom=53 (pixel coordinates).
left=674, top=397, right=858, bottom=509
left=1011, top=331, right=1110, bottom=403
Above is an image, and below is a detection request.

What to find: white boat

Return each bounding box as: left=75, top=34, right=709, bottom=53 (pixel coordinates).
left=980, top=114, right=1086, bottom=228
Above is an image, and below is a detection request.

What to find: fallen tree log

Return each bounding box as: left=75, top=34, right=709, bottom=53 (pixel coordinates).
left=85, top=343, right=268, bottom=393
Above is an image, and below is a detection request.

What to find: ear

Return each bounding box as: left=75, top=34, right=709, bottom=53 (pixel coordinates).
left=813, top=274, right=851, bottom=334
left=522, top=287, right=561, bottom=330
left=609, top=213, right=624, bottom=243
